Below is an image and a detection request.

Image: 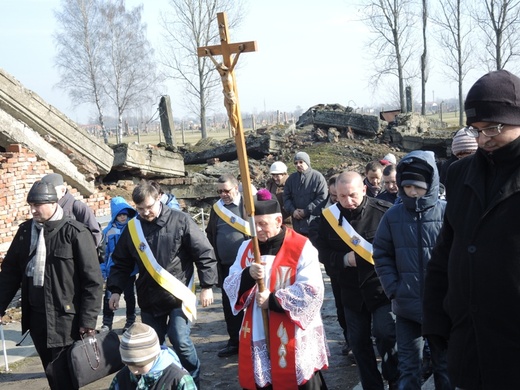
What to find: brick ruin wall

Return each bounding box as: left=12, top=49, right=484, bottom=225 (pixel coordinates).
left=0, top=144, right=111, bottom=259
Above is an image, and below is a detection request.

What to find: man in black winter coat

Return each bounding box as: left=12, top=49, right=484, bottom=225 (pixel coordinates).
left=309, top=174, right=351, bottom=355
left=423, top=69, right=520, bottom=390
left=108, top=180, right=218, bottom=387
left=314, top=171, right=398, bottom=390
left=0, top=181, right=103, bottom=389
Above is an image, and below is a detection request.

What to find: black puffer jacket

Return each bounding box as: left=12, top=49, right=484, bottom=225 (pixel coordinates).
left=0, top=217, right=103, bottom=347
left=108, top=206, right=218, bottom=316
left=423, top=136, right=520, bottom=389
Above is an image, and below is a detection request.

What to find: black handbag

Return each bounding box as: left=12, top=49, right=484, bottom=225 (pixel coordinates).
left=67, top=329, right=124, bottom=388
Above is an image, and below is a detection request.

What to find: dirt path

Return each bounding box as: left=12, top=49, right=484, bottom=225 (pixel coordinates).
left=0, top=268, right=361, bottom=389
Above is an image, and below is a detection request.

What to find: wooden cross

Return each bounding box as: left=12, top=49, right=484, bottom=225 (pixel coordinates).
left=198, top=12, right=270, bottom=349
left=197, top=12, right=257, bottom=134
left=197, top=11, right=259, bottom=217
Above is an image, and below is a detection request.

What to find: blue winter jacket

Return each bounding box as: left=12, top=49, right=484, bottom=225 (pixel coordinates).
left=101, top=197, right=137, bottom=279
left=373, top=150, right=446, bottom=323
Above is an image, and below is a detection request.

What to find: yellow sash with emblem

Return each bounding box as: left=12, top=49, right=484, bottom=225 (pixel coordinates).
left=128, top=218, right=197, bottom=322
left=213, top=199, right=251, bottom=236
left=322, top=204, right=374, bottom=265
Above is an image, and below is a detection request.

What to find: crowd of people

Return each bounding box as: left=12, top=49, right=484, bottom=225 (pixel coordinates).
left=1, top=69, right=519, bottom=390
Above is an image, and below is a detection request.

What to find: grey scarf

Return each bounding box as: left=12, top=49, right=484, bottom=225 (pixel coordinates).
left=26, top=205, right=64, bottom=286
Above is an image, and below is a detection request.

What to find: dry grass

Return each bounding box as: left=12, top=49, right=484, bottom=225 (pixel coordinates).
left=103, top=126, right=235, bottom=146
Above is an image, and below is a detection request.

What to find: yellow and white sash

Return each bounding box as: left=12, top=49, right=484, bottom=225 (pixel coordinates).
left=322, top=204, right=374, bottom=265
left=213, top=199, right=251, bottom=236
left=128, top=219, right=197, bottom=322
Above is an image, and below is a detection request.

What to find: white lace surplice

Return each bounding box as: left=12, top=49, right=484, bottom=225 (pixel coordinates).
left=224, top=239, right=329, bottom=387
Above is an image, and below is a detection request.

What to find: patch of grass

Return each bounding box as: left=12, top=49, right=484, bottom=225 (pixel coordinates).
left=103, top=127, right=235, bottom=146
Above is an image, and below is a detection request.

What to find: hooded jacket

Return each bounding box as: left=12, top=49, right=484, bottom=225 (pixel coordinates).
left=423, top=135, right=520, bottom=389
left=160, top=193, right=181, bottom=210
left=101, top=197, right=137, bottom=279
left=373, top=150, right=446, bottom=324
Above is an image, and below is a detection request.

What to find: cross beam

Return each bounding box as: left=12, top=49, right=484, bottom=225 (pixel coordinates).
left=197, top=13, right=257, bottom=66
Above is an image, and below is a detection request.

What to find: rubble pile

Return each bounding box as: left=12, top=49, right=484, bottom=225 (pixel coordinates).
left=98, top=123, right=405, bottom=216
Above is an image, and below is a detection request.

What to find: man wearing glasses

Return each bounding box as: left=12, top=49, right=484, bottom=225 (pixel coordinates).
left=423, top=69, right=520, bottom=390
left=107, top=180, right=218, bottom=387
left=206, top=173, right=248, bottom=358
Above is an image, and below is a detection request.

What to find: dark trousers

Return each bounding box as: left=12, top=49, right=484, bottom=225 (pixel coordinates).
left=343, top=302, right=399, bottom=390
left=103, top=274, right=136, bottom=328
left=30, top=310, right=76, bottom=390
left=245, top=370, right=328, bottom=389
left=219, top=262, right=244, bottom=345
left=329, top=274, right=349, bottom=344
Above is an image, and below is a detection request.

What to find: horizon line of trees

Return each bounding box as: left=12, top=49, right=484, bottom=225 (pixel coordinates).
left=363, top=0, right=520, bottom=126
left=55, top=0, right=520, bottom=142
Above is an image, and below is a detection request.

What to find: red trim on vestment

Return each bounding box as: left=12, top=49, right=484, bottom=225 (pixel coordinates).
left=238, top=229, right=308, bottom=389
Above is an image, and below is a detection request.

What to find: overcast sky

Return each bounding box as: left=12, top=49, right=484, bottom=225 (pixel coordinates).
left=2, top=0, right=484, bottom=125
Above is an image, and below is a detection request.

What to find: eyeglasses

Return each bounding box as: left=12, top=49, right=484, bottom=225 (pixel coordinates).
left=464, top=124, right=503, bottom=138
left=217, top=188, right=233, bottom=195
left=136, top=198, right=157, bottom=213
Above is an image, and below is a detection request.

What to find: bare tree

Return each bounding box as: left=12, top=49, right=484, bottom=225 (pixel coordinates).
left=160, top=0, right=246, bottom=139
left=476, top=0, right=520, bottom=70
left=54, top=0, right=109, bottom=142
left=101, top=1, right=162, bottom=143
left=363, top=0, right=417, bottom=112
left=420, top=0, right=428, bottom=115
left=432, top=0, right=473, bottom=126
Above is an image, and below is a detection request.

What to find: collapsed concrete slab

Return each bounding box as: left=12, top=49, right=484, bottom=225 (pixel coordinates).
left=380, top=112, right=453, bottom=157
left=0, top=67, right=114, bottom=193
left=296, top=104, right=383, bottom=136
left=0, top=110, right=99, bottom=194
left=183, top=129, right=288, bottom=165
left=112, top=142, right=185, bottom=178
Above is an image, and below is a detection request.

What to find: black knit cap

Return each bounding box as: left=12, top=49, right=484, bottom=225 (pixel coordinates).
left=465, top=70, right=520, bottom=126
left=400, top=164, right=431, bottom=190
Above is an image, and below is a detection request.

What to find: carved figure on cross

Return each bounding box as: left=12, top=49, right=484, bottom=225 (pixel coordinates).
left=205, top=45, right=245, bottom=134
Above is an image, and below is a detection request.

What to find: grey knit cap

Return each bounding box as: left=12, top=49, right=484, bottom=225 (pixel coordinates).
left=41, top=173, right=64, bottom=187
left=294, top=151, right=311, bottom=167
left=120, top=323, right=161, bottom=367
